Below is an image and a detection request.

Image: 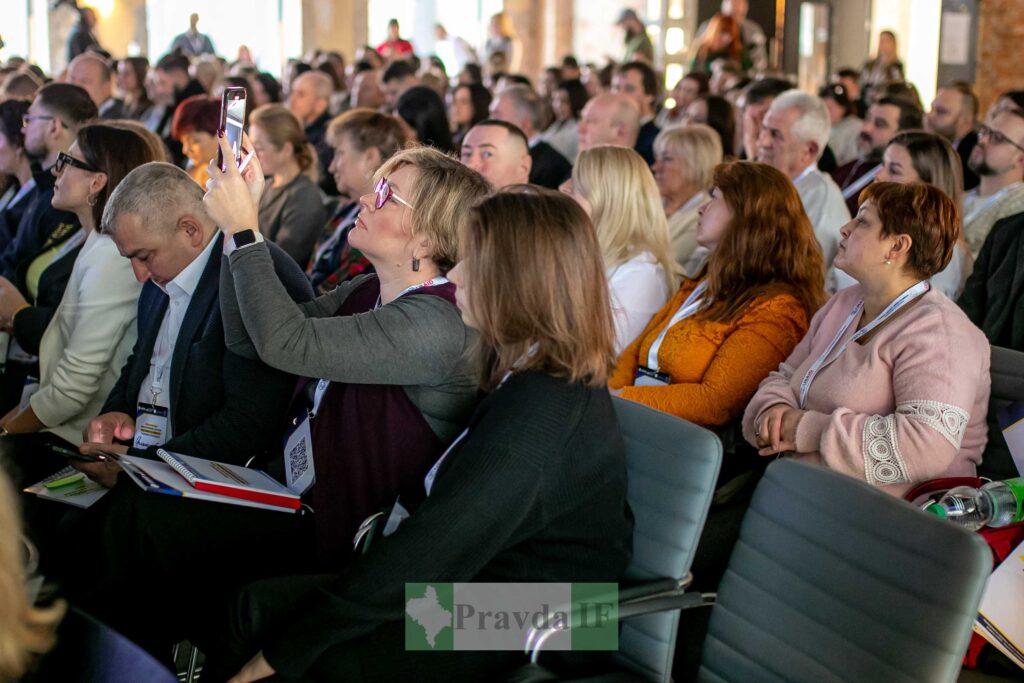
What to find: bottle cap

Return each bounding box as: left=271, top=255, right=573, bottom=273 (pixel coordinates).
left=925, top=503, right=947, bottom=518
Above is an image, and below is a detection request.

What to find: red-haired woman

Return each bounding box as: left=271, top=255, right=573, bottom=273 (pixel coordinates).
left=610, top=161, right=825, bottom=428
left=690, top=15, right=750, bottom=74
left=170, top=94, right=220, bottom=188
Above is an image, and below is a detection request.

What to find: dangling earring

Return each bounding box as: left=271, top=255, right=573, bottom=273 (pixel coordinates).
left=87, top=193, right=98, bottom=206
left=412, top=257, right=420, bottom=272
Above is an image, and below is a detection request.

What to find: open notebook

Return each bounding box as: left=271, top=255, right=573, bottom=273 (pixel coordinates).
left=25, top=466, right=110, bottom=509
left=117, top=450, right=301, bottom=513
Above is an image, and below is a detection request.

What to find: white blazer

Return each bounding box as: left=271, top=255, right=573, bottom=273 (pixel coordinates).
left=31, top=229, right=141, bottom=444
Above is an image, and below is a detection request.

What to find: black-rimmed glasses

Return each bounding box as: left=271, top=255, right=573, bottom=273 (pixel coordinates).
left=54, top=151, right=102, bottom=174
left=978, top=124, right=1024, bottom=154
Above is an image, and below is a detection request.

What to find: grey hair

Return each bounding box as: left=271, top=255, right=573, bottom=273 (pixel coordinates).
left=101, top=162, right=208, bottom=236
left=769, top=90, right=831, bottom=160
left=497, top=85, right=544, bottom=134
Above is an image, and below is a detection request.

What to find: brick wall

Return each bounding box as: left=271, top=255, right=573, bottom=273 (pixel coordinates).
left=976, top=0, right=1024, bottom=114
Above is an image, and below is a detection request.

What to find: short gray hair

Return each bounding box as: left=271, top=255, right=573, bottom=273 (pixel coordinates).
left=769, top=90, right=831, bottom=160
left=496, top=85, right=544, bottom=134
left=101, top=162, right=208, bottom=235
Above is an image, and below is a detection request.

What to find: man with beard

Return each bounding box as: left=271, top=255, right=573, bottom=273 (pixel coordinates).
left=831, top=96, right=922, bottom=216
left=962, top=107, right=1024, bottom=257
left=925, top=81, right=981, bottom=190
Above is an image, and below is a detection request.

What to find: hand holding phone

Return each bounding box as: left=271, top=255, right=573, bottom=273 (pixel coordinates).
left=47, top=443, right=107, bottom=463
left=218, top=87, right=247, bottom=172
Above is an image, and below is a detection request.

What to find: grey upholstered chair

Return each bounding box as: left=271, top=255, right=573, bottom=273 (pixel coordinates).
left=978, top=345, right=1024, bottom=481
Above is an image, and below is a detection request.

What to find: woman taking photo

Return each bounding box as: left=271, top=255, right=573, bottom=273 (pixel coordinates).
left=249, top=103, right=327, bottom=266
left=206, top=139, right=491, bottom=569
left=745, top=182, right=989, bottom=495
left=609, top=161, right=824, bottom=428
left=562, top=145, right=676, bottom=352
left=206, top=188, right=633, bottom=683
left=308, top=109, right=406, bottom=292
left=653, top=124, right=723, bottom=276
left=449, top=82, right=492, bottom=149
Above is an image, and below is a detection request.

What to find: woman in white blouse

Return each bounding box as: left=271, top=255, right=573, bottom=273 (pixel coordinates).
left=561, top=145, right=677, bottom=352
left=652, top=124, right=723, bottom=277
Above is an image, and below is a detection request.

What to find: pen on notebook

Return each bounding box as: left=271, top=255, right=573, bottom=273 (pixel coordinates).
left=211, top=462, right=248, bottom=486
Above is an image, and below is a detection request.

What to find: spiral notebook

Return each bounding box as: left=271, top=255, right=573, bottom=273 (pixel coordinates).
left=24, top=466, right=109, bottom=509
left=118, top=452, right=300, bottom=513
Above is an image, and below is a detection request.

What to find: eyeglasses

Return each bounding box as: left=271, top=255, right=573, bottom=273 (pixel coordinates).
left=374, top=176, right=414, bottom=210
left=22, top=114, right=54, bottom=127
left=54, top=151, right=102, bottom=174
left=978, top=124, right=1024, bottom=153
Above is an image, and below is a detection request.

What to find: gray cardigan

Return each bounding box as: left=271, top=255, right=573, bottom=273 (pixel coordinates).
left=257, top=173, right=327, bottom=266
left=220, top=243, right=479, bottom=442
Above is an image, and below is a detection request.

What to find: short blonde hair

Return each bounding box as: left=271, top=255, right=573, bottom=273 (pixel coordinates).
left=572, top=145, right=678, bottom=289
left=375, top=146, right=492, bottom=272
left=0, top=473, right=64, bottom=679
left=653, top=123, right=723, bottom=191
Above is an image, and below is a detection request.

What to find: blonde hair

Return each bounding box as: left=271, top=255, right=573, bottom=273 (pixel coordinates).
left=0, top=473, right=64, bottom=679
left=374, top=146, right=492, bottom=272
left=653, top=123, right=722, bottom=191
left=250, top=103, right=319, bottom=183
left=572, top=145, right=678, bottom=290
left=463, top=188, right=615, bottom=389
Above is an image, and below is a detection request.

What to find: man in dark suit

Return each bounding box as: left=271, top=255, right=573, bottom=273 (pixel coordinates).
left=612, top=61, right=660, bottom=165
left=490, top=84, right=571, bottom=189
left=958, top=210, right=1024, bottom=352
left=926, top=81, right=980, bottom=190
left=62, top=162, right=316, bottom=658
left=67, top=53, right=124, bottom=119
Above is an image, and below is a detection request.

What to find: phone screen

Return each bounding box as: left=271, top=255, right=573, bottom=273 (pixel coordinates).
left=219, top=87, right=247, bottom=171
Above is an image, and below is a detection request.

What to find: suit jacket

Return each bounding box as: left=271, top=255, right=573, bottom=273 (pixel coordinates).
left=635, top=120, right=660, bottom=166
left=98, top=97, right=126, bottom=120
left=958, top=130, right=980, bottom=191
left=102, top=233, right=314, bottom=465
left=528, top=141, right=572, bottom=189
left=0, top=166, right=80, bottom=282
left=958, top=211, right=1024, bottom=352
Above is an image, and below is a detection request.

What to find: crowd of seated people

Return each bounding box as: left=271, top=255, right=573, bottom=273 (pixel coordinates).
left=0, top=11, right=1022, bottom=680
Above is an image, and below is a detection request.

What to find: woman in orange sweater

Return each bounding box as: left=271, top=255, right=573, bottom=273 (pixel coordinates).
left=610, top=161, right=826, bottom=427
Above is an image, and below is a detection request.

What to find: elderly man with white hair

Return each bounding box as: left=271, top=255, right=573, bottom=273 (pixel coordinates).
left=758, top=90, right=850, bottom=282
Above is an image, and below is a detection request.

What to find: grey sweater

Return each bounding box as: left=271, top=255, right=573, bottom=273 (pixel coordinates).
left=220, top=243, right=479, bottom=442
left=257, top=173, right=327, bottom=266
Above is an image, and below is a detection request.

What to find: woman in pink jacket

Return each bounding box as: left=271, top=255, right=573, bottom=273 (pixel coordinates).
left=743, top=181, right=990, bottom=496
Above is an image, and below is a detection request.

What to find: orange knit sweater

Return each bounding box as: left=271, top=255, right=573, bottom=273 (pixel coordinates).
left=609, top=278, right=810, bottom=427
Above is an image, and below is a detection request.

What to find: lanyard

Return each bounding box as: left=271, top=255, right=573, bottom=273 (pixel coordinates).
left=645, top=280, right=708, bottom=371
left=798, top=280, right=930, bottom=408
left=0, top=179, right=35, bottom=212
left=842, top=164, right=881, bottom=200
left=310, top=276, right=450, bottom=417
left=964, top=182, right=1021, bottom=226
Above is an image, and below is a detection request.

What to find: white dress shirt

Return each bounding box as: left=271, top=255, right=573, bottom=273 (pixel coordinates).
left=793, top=163, right=851, bottom=291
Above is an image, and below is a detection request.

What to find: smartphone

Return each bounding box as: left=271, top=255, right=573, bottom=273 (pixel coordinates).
left=46, top=444, right=107, bottom=463
left=218, top=86, right=247, bottom=171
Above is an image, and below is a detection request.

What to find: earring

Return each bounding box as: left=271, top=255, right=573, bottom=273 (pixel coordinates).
left=885, top=260, right=891, bottom=266
left=87, top=193, right=98, bottom=206
left=412, top=258, right=420, bottom=272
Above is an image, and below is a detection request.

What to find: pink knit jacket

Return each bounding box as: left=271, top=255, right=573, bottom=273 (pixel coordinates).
left=742, top=285, right=991, bottom=497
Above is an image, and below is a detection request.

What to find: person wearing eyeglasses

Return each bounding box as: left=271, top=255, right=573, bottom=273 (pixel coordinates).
left=961, top=109, right=1024, bottom=258
left=204, top=136, right=491, bottom=575
left=0, top=124, right=157, bottom=500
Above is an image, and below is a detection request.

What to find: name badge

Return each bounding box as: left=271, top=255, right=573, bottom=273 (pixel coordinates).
left=134, top=402, right=169, bottom=449
left=19, top=376, right=40, bottom=410
left=283, top=410, right=316, bottom=496
left=634, top=366, right=670, bottom=387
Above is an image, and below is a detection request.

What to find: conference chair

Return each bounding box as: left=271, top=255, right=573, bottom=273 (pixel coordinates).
left=978, top=345, right=1024, bottom=481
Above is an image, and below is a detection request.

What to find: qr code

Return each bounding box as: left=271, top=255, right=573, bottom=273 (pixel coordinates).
left=288, top=437, right=309, bottom=483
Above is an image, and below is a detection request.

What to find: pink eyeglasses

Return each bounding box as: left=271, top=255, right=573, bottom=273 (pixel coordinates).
left=374, top=177, right=415, bottom=210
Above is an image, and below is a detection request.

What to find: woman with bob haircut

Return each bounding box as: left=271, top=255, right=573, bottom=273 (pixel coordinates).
left=745, top=181, right=990, bottom=495
left=205, top=140, right=492, bottom=571
left=609, top=161, right=825, bottom=428
left=652, top=124, right=723, bottom=276
left=562, top=145, right=677, bottom=352
left=206, top=188, right=633, bottom=683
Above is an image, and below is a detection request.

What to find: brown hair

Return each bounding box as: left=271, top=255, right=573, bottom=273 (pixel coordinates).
left=374, top=146, right=492, bottom=272
left=326, top=108, right=405, bottom=160
left=77, top=123, right=165, bottom=227
left=462, top=188, right=615, bottom=389
left=698, top=15, right=743, bottom=63
left=885, top=130, right=963, bottom=221
left=701, top=161, right=826, bottom=322
left=859, top=181, right=958, bottom=278
left=250, top=103, right=318, bottom=181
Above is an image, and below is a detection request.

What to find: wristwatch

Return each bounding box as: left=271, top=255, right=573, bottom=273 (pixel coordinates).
left=233, top=229, right=257, bottom=248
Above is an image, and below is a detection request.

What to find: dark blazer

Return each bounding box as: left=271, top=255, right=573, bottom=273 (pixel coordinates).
left=102, top=233, right=314, bottom=465
left=0, top=181, right=38, bottom=249
left=528, top=140, right=572, bottom=189
left=98, top=97, right=126, bottom=120
left=958, top=211, right=1024, bottom=352
left=0, top=167, right=80, bottom=282
left=958, top=129, right=980, bottom=191
left=635, top=120, right=660, bottom=166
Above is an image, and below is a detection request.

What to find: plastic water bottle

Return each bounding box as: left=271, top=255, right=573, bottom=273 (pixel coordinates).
left=926, top=479, right=1024, bottom=531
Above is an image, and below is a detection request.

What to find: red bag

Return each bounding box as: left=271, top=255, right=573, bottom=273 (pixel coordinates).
left=904, top=477, right=1024, bottom=668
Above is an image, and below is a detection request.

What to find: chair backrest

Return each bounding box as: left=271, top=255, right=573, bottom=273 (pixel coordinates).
left=978, top=345, right=1024, bottom=481
left=30, top=607, right=178, bottom=683
left=699, top=460, right=991, bottom=683
left=611, top=397, right=722, bottom=683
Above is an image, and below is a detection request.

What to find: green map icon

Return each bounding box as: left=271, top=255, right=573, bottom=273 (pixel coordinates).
left=405, top=583, right=454, bottom=650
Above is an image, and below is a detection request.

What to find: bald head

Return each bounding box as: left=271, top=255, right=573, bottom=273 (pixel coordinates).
left=460, top=120, right=532, bottom=189
left=578, top=92, right=641, bottom=151
left=68, top=54, right=113, bottom=108
left=288, top=71, right=333, bottom=124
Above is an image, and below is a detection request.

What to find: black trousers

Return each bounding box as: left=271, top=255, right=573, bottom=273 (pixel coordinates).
left=55, top=477, right=318, bottom=662
left=200, top=575, right=524, bottom=683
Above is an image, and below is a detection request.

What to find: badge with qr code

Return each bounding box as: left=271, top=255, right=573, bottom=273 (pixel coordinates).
left=283, top=412, right=315, bottom=496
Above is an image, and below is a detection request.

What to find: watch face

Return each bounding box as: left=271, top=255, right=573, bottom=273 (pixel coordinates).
left=235, top=230, right=256, bottom=246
